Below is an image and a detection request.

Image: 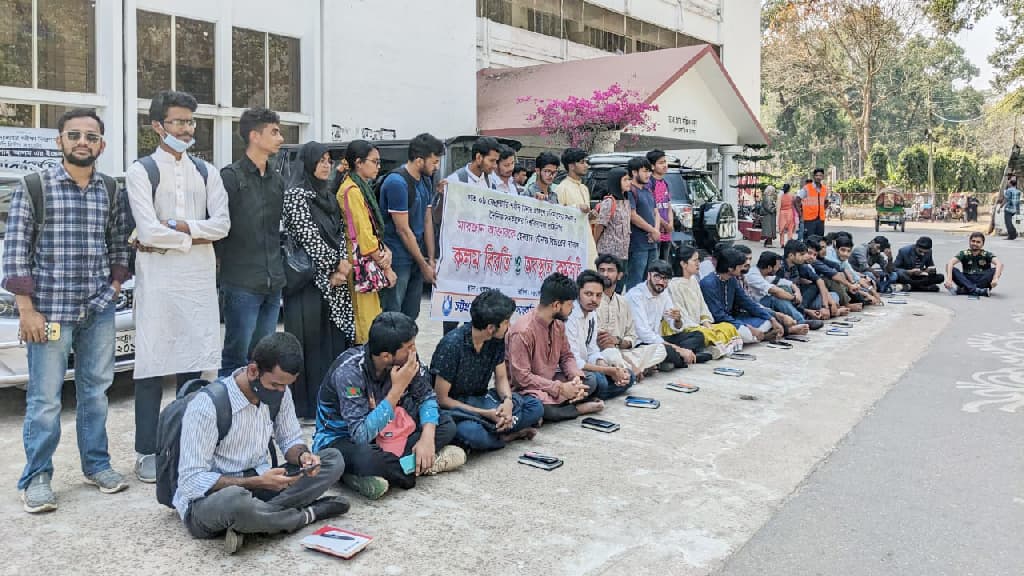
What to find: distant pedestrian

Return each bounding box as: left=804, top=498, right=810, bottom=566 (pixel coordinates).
left=646, top=150, right=675, bottom=260
left=760, top=185, right=778, bottom=247
left=218, top=108, right=287, bottom=376
left=128, top=90, right=231, bottom=483
left=777, top=183, right=796, bottom=246
left=1004, top=176, right=1020, bottom=240
left=800, top=169, right=828, bottom=237
left=3, top=109, right=132, bottom=512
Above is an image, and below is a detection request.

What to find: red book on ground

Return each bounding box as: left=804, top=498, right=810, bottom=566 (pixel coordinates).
left=300, top=525, right=373, bottom=559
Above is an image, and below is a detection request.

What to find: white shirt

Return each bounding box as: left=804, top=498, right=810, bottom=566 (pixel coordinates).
left=446, top=164, right=492, bottom=189
left=489, top=172, right=519, bottom=195
left=174, top=372, right=305, bottom=519
left=699, top=259, right=715, bottom=280
left=625, top=282, right=678, bottom=345
left=565, top=301, right=603, bottom=368
left=745, top=267, right=783, bottom=301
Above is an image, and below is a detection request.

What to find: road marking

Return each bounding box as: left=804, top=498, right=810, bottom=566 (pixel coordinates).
left=960, top=320, right=1024, bottom=413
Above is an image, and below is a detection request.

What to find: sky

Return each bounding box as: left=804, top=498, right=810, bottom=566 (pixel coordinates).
left=954, top=10, right=1000, bottom=91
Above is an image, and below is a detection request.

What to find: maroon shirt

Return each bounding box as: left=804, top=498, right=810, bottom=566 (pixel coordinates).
left=505, top=309, right=582, bottom=404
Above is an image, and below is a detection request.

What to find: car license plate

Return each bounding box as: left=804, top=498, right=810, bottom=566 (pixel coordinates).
left=115, top=330, right=135, bottom=357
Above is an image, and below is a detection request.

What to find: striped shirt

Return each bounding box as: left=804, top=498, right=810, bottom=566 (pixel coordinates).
left=173, top=371, right=305, bottom=519
left=1, top=164, right=131, bottom=323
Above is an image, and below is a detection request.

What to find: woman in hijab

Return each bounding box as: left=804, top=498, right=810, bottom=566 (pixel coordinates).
left=593, top=167, right=632, bottom=291
left=760, top=184, right=778, bottom=247
left=337, top=140, right=395, bottom=344
left=282, top=141, right=355, bottom=424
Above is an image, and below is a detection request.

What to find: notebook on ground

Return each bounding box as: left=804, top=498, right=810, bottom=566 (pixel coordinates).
left=301, top=525, right=373, bottom=559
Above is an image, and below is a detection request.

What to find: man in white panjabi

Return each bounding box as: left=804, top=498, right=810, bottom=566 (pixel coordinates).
left=126, top=90, right=230, bottom=483
left=593, top=254, right=666, bottom=375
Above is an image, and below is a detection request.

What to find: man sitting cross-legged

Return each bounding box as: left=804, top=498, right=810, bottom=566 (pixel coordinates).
left=733, top=245, right=813, bottom=335
left=778, top=240, right=838, bottom=320
left=313, top=312, right=464, bottom=501
left=833, top=234, right=882, bottom=305
left=894, top=236, right=945, bottom=292
left=850, top=235, right=898, bottom=294
left=805, top=235, right=858, bottom=313
left=593, top=254, right=667, bottom=375
left=175, top=333, right=349, bottom=554
left=944, top=231, right=1003, bottom=297
left=506, top=273, right=605, bottom=422
left=431, top=289, right=543, bottom=452
left=700, top=248, right=784, bottom=344
left=628, top=259, right=713, bottom=370
left=746, top=251, right=823, bottom=331
left=566, top=270, right=635, bottom=398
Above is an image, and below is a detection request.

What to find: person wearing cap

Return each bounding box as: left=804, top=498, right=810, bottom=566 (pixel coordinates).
left=944, top=232, right=1003, bottom=297
left=893, top=236, right=945, bottom=292
left=850, top=235, right=898, bottom=293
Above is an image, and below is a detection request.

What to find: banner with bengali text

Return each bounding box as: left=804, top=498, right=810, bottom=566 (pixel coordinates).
left=430, top=182, right=589, bottom=322
left=0, top=127, right=61, bottom=171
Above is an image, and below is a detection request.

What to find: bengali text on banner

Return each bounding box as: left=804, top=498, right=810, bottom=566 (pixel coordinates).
left=430, top=182, right=589, bottom=322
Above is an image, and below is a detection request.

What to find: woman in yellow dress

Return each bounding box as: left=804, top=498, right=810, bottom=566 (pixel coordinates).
left=337, top=140, right=395, bottom=343
left=666, top=245, right=741, bottom=357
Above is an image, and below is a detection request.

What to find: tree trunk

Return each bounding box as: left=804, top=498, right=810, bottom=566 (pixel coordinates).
left=859, top=82, right=872, bottom=177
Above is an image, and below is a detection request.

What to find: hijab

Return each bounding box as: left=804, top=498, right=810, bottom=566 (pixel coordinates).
left=606, top=167, right=628, bottom=201
left=293, top=141, right=343, bottom=249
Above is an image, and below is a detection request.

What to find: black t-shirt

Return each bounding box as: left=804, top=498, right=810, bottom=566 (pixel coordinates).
left=429, top=323, right=505, bottom=399
left=956, top=249, right=995, bottom=275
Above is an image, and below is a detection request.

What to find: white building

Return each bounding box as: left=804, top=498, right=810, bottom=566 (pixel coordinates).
left=0, top=0, right=762, bottom=195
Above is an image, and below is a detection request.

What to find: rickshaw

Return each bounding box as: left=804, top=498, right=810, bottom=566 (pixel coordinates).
left=874, top=188, right=906, bottom=232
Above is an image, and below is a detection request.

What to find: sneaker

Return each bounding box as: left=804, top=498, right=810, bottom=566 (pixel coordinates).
left=298, top=417, right=316, bottom=427
left=84, top=468, right=129, bottom=494
left=135, top=454, right=156, bottom=484
left=224, top=527, right=244, bottom=555
left=309, top=495, right=350, bottom=522
left=21, top=473, right=57, bottom=514
left=423, top=445, right=467, bottom=476
left=342, top=475, right=389, bottom=500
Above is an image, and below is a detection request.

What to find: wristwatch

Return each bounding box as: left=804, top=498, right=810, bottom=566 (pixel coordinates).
left=167, top=219, right=177, bottom=230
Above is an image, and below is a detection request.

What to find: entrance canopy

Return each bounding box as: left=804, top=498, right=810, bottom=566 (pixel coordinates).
left=477, top=45, right=768, bottom=149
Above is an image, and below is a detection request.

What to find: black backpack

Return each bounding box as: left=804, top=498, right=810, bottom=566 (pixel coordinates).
left=21, top=170, right=117, bottom=256
left=154, top=378, right=280, bottom=509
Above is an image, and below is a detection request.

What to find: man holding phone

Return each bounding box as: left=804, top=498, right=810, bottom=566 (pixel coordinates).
left=3, top=109, right=132, bottom=513
left=174, top=333, right=348, bottom=554
left=893, top=236, right=945, bottom=292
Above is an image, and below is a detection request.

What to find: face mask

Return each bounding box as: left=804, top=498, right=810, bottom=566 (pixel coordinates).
left=249, top=376, right=285, bottom=409
left=162, top=132, right=194, bottom=154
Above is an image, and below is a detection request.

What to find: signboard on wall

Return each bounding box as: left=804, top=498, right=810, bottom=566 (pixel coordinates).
left=431, top=183, right=589, bottom=322
left=0, top=128, right=61, bottom=171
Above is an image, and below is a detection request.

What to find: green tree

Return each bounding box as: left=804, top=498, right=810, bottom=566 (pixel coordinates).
left=870, top=143, right=890, bottom=181
left=896, top=145, right=929, bottom=191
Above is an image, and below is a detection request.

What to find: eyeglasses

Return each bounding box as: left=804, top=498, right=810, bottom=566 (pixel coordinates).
left=652, top=273, right=670, bottom=282
left=363, top=158, right=381, bottom=166
left=162, top=118, right=197, bottom=128
left=62, top=131, right=103, bottom=144
left=541, top=169, right=557, bottom=177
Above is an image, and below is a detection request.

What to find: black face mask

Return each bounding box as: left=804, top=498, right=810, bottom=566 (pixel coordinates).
left=249, top=375, right=285, bottom=409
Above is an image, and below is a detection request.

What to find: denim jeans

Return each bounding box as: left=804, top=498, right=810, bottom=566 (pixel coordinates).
left=453, top=391, right=544, bottom=451
left=589, top=370, right=635, bottom=400
left=219, top=285, right=282, bottom=377
left=379, top=262, right=424, bottom=320
left=760, top=295, right=805, bottom=323
left=19, top=304, right=116, bottom=490
left=626, top=246, right=658, bottom=290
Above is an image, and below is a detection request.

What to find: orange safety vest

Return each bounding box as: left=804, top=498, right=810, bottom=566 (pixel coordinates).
left=802, top=182, right=827, bottom=221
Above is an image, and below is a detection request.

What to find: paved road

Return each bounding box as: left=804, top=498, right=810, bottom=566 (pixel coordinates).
left=718, top=228, right=1024, bottom=576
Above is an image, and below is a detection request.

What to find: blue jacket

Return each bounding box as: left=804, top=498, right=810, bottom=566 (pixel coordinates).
left=699, top=273, right=774, bottom=328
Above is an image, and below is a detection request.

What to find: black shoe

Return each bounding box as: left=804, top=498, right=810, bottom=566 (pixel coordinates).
left=925, top=285, right=940, bottom=293
left=309, top=496, right=350, bottom=523
left=658, top=361, right=677, bottom=372
left=694, top=352, right=713, bottom=364
left=806, top=319, right=824, bottom=330
left=976, top=288, right=990, bottom=297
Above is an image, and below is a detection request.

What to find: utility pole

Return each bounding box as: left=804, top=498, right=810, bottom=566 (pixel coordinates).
left=927, top=94, right=935, bottom=201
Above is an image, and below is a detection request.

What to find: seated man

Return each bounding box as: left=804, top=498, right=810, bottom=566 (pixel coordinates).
left=778, top=240, right=837, bottom=319
left=894, top=236, right=945, bottom=292
left=945, top=232, right=1003, bottom=297
left=431, top=289, right=543, bottom=451
left=566, top=270, right=635, bottom=398
left=700, top=248, right=784, bottom=343
left=743, top=250, right=821, bottom=332
left=594, top=254, right=667, bottom=374
left=506, top=273, right=604, bottom=422
left=175, top=333, right=348, bottom=554
left=627, top=260, right=712, bottom=370
left=314, top=312, right=464, bottom=501
left=805, top=235, right=858, bottom=312
left=850, top=235, right=898, bottom=293
left=834, top=235, right=882, bottom=305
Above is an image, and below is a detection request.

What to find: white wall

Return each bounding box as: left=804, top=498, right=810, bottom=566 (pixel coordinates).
left=719, top=0, right=761, bottom=119
left=322, top=0, right=478, bottom=142
left=645, top=67, right=739, bottom=145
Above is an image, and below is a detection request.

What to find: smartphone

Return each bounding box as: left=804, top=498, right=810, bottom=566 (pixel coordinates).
left=831, top=321, right=852, bottom=328
left=730, top=352, right=756, bottom=361
left=399, top=454, right=416, bottom=475
left=714, top=367, right=744, bottom=377
left=45, top=322, right=61, bottom=341
left=285, top=463, right=321, bottom=477
left=826, top=328, right=849, bottom=336
left=784, top=334, right=810, bottom=343
left=522, top=451, right=561, bottom=465
left=888, top=298, right=908, bottom=305
left=846, top=317, right=862, bottom=323
left=625, top=396, right=660, bottom=409
left=665, top=382, right=699, bottom=393
left=518, top=454, right=563, bottom=471
left=766, top=341, right=792, bottom=349
left=581, top=417, right=620, bottom=433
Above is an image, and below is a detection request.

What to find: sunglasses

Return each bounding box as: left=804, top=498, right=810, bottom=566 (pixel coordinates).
left=63, top=131, right=103, bottom=144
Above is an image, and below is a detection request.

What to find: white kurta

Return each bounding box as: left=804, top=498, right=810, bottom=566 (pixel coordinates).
left=126, top=148, right=231, bottom=379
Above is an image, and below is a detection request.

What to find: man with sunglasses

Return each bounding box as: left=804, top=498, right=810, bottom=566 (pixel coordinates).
left=3, top=109, right=132, bottom=513
left=126, top=90, right=231, bottom=483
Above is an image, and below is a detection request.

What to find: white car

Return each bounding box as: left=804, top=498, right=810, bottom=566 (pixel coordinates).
left=0, top=169, right=136, bottom=389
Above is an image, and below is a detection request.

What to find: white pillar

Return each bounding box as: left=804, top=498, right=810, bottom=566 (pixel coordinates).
left=719, top=144, right=743, bottom=210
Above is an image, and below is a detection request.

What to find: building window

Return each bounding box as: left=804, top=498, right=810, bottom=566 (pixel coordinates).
left=232, top=28, right=301, bottom=112
left=477, top=0, right=561, bottom=38
left=231, top=120, right=299, bottom=162
left=0, top=0, right=96, bottom=92
left=136, top=10, right=215, bottom=103
left=138, top=113, right=214, bottom=163
left=0, top=101, right=92, bottom=129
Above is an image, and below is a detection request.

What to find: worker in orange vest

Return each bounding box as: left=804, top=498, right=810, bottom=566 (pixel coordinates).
left=800, top=168, right=829, bottom=237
